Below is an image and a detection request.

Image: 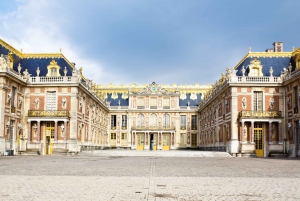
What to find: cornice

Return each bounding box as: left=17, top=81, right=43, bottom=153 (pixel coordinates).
left=96, top=83, right=210, bottom=94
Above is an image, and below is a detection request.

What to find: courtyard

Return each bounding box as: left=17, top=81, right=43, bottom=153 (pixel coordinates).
left=0, top=151, right=300, bottom=200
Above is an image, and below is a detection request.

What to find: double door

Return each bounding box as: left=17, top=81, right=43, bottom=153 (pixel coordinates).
left=45, top=123, right=54, bottom=155
left=254, top=123, right=263, bottom=157
left=162, top=134, right=170, bottom=150
left=137, top=133, right=144, bottom=150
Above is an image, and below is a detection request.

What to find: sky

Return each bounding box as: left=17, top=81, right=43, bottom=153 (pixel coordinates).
left=1, top=0, right=300, bottom=86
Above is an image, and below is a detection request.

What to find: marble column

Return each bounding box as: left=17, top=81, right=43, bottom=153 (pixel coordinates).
left=27, top=121, right=31, bottom=142
left=278, top=122, right=282, bottom=144
left=64, top=120, right=67, bottom=142
left=54, top=120, right=58, bottom=142
left=241, top=121, right=244, bottom=142
left=269, top=121, right=273, bottom=144
left=251, top=121, right=254, bottom=144
left=37, top=121, right=40, bottom=142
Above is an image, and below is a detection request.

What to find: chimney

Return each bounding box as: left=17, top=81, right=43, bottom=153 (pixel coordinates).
left=273, top=42, right=283, bottom=52
left=265, top=48, right=273, bottom=52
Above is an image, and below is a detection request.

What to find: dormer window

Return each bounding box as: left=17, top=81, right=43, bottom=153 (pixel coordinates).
left=46, top=60, right=61, bottom=77
left=248, top=58, right=263, bottom=77
left=252, top=67, right=259, bottom=76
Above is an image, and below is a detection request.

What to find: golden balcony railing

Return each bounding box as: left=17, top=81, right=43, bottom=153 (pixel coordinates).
left=28, top=110, right=69, bottom=117
left=238, top=110, right=282, bottom=118
left=131, top=126, right=176, bottom=131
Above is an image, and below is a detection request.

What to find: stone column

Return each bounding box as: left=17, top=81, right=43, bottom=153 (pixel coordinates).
left=241, top=121, right=244, bottom=142
left=37, top=121, right=40, bottom=142
left=251, top=121, right=254, bottom=144
left=27, top=121, right=31, bottom=142
left=269, top=121, right=273, bottom=144
left=132, top=132, right=135, bottom=146
left=278, top=121, right=282, bottom=144
left=64, top=120, right=67, bottom=142
left=54, top=120, right=58, bottom=142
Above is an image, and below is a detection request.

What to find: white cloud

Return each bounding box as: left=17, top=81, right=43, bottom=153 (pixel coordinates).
left=0, top=0, right=110, bottom=83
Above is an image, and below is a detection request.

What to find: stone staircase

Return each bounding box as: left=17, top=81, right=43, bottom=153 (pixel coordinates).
left=19, top=149, right=40, bottom=155
left=269, top=152, right=288, bottom=158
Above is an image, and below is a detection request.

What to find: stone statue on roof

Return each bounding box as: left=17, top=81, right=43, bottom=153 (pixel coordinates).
left=23, top=69, right=31, bottom=82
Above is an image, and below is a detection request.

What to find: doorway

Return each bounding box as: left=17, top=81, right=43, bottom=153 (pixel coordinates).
left=162, top=133, right=170, bottom=150
left=254, top=123, right=264, bottom=157
left=150, top=133, right=157, bottom=150
left=45, top=122, right=54, bottom=155
left=137, top=133, right=145, bottom=150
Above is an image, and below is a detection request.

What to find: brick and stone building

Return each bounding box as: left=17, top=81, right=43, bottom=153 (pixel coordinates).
left=0, top=39, right=299, bottom=157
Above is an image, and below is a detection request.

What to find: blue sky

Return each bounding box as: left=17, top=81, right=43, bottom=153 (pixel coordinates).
left=1, top=0, right=300, bottom=85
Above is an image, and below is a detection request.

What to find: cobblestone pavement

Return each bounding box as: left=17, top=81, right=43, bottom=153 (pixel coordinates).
left=0, top=153, right=300, bottom=200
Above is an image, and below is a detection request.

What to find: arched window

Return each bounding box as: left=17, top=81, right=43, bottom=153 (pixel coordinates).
left=163, top=114, right=170, bottom=127
left=149, top=114, right=157, bottom=127
left=137, top=114, right=145, bottom=127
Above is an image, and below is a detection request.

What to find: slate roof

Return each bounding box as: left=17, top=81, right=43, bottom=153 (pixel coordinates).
left=0, top=39, right=74, bottom=77
left=234, top=53, right=292, bottom=77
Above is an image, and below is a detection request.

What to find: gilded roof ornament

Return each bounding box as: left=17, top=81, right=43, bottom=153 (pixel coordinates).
left=249, top=57, right=262, bottom=66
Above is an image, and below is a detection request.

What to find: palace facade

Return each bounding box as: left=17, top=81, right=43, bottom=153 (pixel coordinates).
left=0, top=39, right=299, bottom=157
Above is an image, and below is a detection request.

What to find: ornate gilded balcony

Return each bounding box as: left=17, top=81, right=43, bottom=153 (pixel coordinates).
left=131, top=126, right=176, bottom=131
left=238, top=110, right=282, bottom=118
left=28, top=110, right=69, bottom=117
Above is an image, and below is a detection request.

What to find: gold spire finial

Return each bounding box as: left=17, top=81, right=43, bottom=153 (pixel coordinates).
left=248, top=47, right=251, bottom=52
left=292, top=46, right=295, bottom=51
left=59, top=48, right=62, bottom=53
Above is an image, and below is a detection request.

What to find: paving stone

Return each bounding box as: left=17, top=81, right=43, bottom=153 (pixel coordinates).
left=0, top=152, right=299, bottom=200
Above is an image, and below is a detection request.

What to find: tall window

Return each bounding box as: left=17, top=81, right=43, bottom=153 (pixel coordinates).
left=111, top=115, right=116, bottom=129
left=122, top=115, right=127, bottom=129
left=46, top=91, right=56, bottom=110
left=222, top=97, right=226, bottom=115
left=163, top=114, right=170, bottom=127
left=253, top=91, right=263, bottom=111
left=137, top=97, right=145, bottom=109
left=163, top=97, right=170, bottom=109
left=137, top=114, right=145, bottom=127
left=149, top=114, right=157, bottom=127
left=180, top=115, right=186, bottom=129
left=294, top=86, right=298, bottom=108
left=11, top=87, right=16, bottom=107
left=150, top=97, right=157, bottom=109
left=191, top=115, right=197, bottom=130
left=294, top=86, right=299, bottom=114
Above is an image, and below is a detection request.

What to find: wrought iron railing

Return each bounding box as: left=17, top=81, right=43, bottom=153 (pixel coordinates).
left=238, top=110, right=282, bottom=118
left=28, top=110, right=69, bottom=117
